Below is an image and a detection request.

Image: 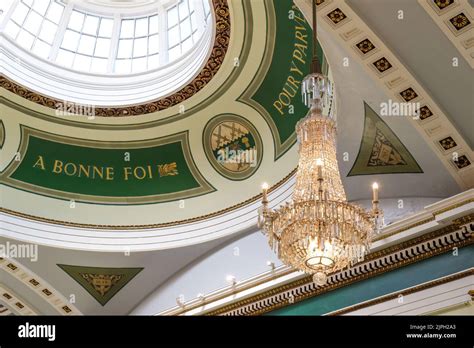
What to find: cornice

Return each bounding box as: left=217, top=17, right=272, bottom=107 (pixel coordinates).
left=204, top=222, right=473, bottom=315
left=327, top=269, right=473, bottom=315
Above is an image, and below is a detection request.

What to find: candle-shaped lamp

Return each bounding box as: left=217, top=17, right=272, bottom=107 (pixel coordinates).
left=372, top=182, right=379, bottom=202
left=316, top=158, right=323, bottom=180
left=261, top=182, right=269, bottom=206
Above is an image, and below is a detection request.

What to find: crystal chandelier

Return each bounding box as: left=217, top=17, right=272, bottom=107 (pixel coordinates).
left=258, top=0, right=383, bottom=285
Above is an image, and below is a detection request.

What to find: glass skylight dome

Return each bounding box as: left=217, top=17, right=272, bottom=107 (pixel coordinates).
left=4, top=0, right=212, bottom=74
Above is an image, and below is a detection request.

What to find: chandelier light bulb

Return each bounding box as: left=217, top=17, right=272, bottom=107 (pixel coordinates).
left=226, top=275, right=236, bottom=286
left=261, top=182, right=269, bottom=191
left=372, top=182, right=379, bottom=202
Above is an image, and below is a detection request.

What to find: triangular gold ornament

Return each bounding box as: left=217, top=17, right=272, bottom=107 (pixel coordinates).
left=58, top=264, right=143, bottom=306
left=348, top=102, right=423, bottom=176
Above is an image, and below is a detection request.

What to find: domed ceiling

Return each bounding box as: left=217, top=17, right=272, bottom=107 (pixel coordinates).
left=0, top=0, right=472, bottom=316
left=0, top=0, right=472, bottom=246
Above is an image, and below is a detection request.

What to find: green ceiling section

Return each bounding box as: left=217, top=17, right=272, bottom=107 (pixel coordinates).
left=268, top=245, right=473, bottom=315
left=58, top=264, right=143, bottom=306
left=251, top=0, right=327, bottom=155
left=2, top=127, right=214, bottom=204
left=348, top=102, right=423, bottom=176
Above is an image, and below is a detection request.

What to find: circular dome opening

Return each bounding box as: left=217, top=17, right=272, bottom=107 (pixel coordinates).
left=0, top=0, right=217, bottom=106
left=4, top=0, right=212, bottom=75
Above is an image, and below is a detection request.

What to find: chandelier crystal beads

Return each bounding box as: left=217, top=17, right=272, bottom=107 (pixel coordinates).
left=258, top=1, right=382, bottom=285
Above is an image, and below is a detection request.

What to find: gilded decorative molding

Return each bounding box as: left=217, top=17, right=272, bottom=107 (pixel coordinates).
left=0, top=285, right=37, bottom=315
left=0, top=168, right=298, bottom=229
left=0, top=258, right=81, bottom=315
left=203, top=114, right=263, bottom=181
left=0, top=0, right=230, bottom=117
left=205, top=224, right=473, bottom=315
left=328, top=269, right=473, bottom=315
left=58, top=265, right=143, bottom=306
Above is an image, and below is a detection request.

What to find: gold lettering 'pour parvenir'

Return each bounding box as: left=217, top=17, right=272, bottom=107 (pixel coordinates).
left=273, top=8, right=309, bottom=116
left=32, top=155, right=179, bottom=180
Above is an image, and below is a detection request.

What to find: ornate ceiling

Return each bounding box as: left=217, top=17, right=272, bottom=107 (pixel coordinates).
left=0, top=0, right=472, bottom=316
left=0, top=0, right=472, bottom=230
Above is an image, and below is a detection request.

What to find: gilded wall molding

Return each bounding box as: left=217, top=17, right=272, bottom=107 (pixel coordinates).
left=327, top=269, right=473, bottom=315
left=205, top=223, right=473, bottom=315
left=0, top=0, right=230, bottom=117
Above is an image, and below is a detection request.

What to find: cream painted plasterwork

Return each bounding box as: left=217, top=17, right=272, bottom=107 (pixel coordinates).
left=0, top=284, right=37, bottom=315
left=295, top=0, right=473, bottom=190
left=418, top=0, right=474, bottom=69
left=0, top=257, right=82, bottom=315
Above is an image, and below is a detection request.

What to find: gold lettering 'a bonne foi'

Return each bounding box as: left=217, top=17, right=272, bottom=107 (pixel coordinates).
left=273, top=10, right=309, bottom=116
left=31, top=155, right=179, bottom=181
left=33, top=155, right=46, bottom=170
left=51, top=159, right=115, bottom=180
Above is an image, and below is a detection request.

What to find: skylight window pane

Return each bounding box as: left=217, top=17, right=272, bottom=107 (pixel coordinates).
left=90, top=57, right=108, bottom=73
left=17, top=30, right=35, bottom=49
left=191, top=12, right=197, bottom=31
left=115, top=59, right=131, bottom=74
left=98, top=18, right=114, bottom=37
left=77, top=35, right=96, bottom=55
left=203, top=0, right=211, bottom=17
left=69, top=11, right=85, bottom=32
left=56, top=49, right=75, bottom=67
left=168, top=26, right=179, bottom=47
left=133, top=37, right=147, bottom=57
left=46, top=2, right=64, bottom=24
left=11, top=3, right=30, bottom=25
left=148, top=34, right=159, bottom=55
left=73, top=54, right=92, bottom=71
left=120, top=20, right=135, bottom=38
left=132, top=57, right=147, bottom=73
left=32, top=40, right=51, bottom=59
left=5, top=22, right=21, bottom=39
left=95, top=38, right=111, bottom=58
left=38, top=20, right=57, bottom=44
left=148, top=54, right=160, bottom=70
left=149, top=15, right=159, bottom=35
left=117, top=39, right=133, bottom=58
left=61, top=29, right=80, bottom=51
left=23, top=0, right=34, bottom=7
left=168, top=7, right=178, bottom=27
left=23, top=11, right=43, bottom=34
left=182, top=37, right=193, bottom=52
left=135, top=18, right=148, bottom=37
left=181, top=19, right=191, bottom=39
left=179, top=0, right=190, bottom=20
left=169, top=45, right=181, bottom=62
left=83, top=15, right=100, bottom=36
left=32, top=0, right=49, bottom=16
